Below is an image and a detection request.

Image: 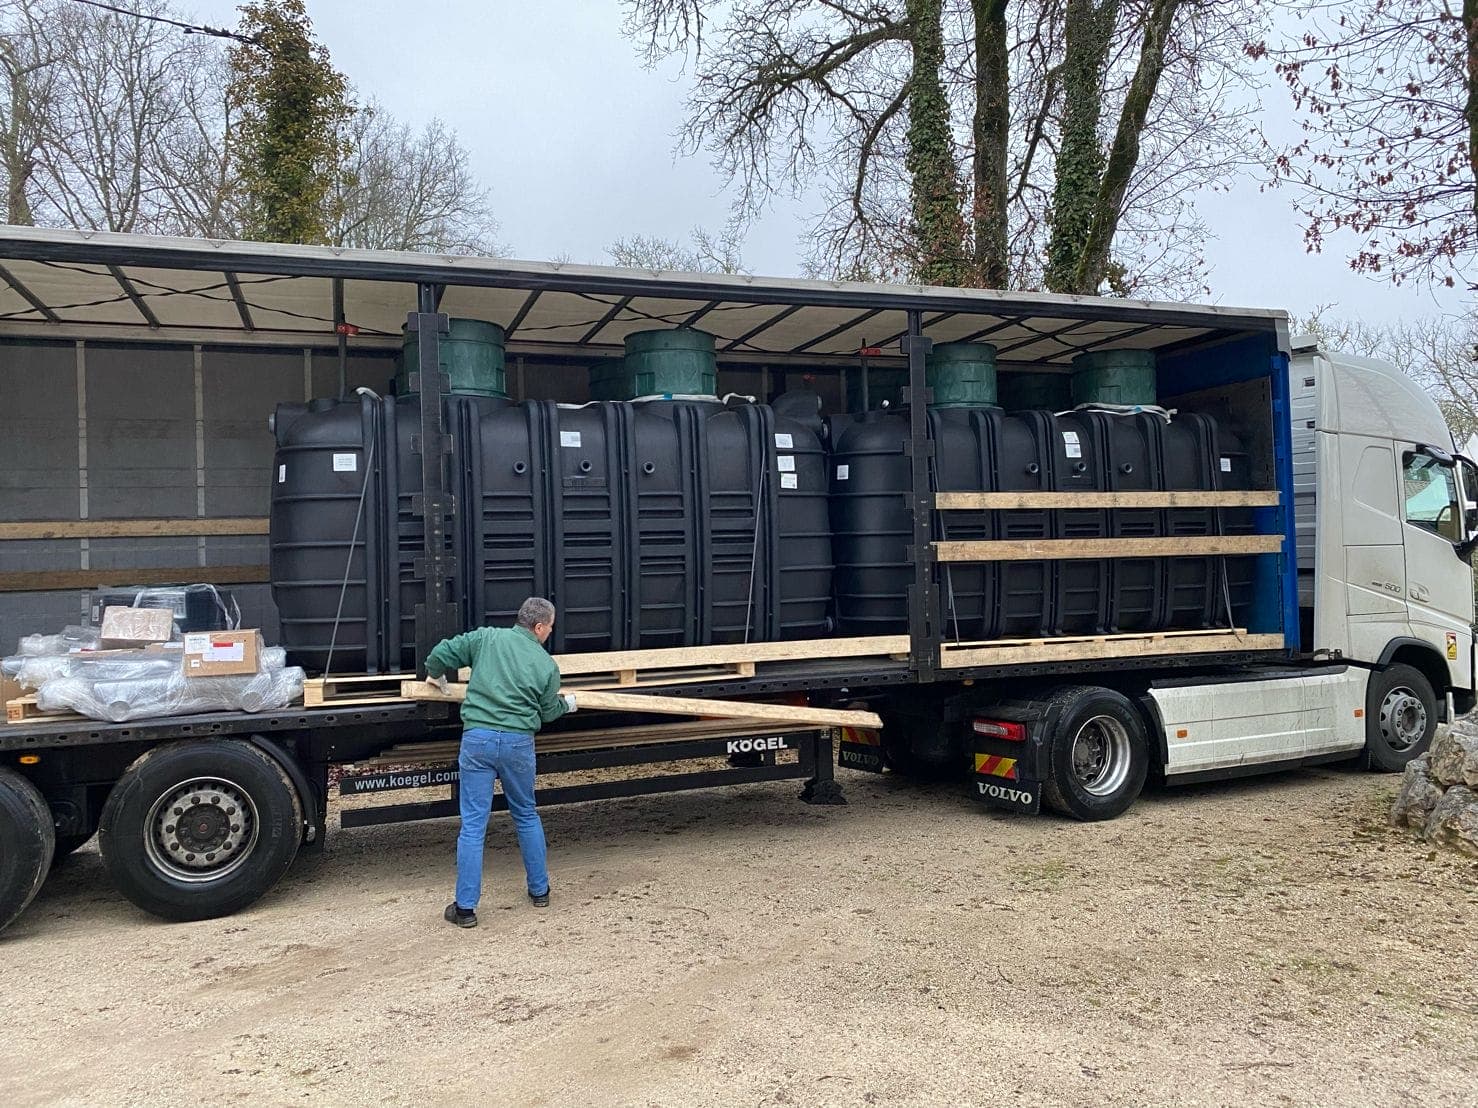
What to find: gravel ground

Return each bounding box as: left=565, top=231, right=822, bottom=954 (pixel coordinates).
left=2, top=761, right=1476, bottom=1107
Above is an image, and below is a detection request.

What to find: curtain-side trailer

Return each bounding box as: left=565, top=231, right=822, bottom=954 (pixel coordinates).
left=0, top=229, right=1470, bottom=936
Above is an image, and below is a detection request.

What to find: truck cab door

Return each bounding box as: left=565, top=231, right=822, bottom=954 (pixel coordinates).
left=1399, top=446, right=1475, bottom=689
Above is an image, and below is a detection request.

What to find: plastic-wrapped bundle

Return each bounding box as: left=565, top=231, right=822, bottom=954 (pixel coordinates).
left=16, top=626, right=102, bottom=657
left=14, top=645, right=285, bottom=693
left=37, top=666, right=305, bottom=723
left=16, top=651, right=179, bottom=690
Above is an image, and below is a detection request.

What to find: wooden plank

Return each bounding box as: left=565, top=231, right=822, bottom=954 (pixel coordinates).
left=938, top=632, right=1284, bottom=669
left=933, top=535, right=1283, bottom=562
left=943, top=627, right=1250, bottom=650
left=0, top=565, right=268, bottom=593
left=933, top=491, right=1280, bottom=510
left=0, top=517, right=270, bottom=540
left=402, top=681, right=883, bottom=729
left=540, top=635, right=911, bottom=678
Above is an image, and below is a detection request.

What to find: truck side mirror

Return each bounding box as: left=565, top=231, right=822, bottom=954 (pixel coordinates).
left=1459, top=456, right=1478, bottom=540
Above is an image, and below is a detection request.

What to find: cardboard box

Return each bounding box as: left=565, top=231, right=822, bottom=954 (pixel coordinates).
left=99, top=605, right=175, bottom=648
left=1, top=671, right=21, bottom=710
left=182, top=630, right=261, bottom=677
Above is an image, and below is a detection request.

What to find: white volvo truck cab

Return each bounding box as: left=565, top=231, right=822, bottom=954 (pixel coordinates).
left=1148, top=340, right=1477, bottom=787
left=961, top=339, right=1477, bottom=820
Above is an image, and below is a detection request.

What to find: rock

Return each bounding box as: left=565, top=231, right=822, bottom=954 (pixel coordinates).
left=1423, top=785, right=1478, bottom=857
left=1389, top=756, right=1444, bottom=829
left=1428, top=725, right=1478, bottom=787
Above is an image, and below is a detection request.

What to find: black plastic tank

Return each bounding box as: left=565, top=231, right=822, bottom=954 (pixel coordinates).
left=829, top=344, right=1253, bottom=639
left=270, top=328, right=833, bottom=672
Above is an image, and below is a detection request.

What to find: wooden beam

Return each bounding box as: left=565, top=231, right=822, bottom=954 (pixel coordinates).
left=933, top=491, right=1281, bottom=510
left=939, top=631, right=1284, bottom=668
left=0, top=564, right=268, bottom=593
left=451, top=635, right=910, bottom=681
left=0, top=517, right=269, bottom=540
left=402, top=681, right=883, bottom=729
left=934, top=535, right=1283, bottom=562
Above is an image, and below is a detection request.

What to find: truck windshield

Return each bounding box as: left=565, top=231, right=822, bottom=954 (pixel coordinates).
left=1402, top=452, right=1461, bottom=541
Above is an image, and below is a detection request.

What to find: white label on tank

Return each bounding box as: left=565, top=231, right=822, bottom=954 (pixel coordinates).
left=560, top=431, right=582, bottom=448
left=277, top=464, right=286, bottom=483
left=1063, top=432, right=1082, bottom=459
left=333, top=453, right=357, bottom=472
left=836, top=464, right=850, bottom=481
left=1220, top=456, right=1232, bottom=472
left=777, top=455, right=796, bottom=472
left=780, top=473, right=798, bottom=490
left=774, top=433, right=794, bottom=449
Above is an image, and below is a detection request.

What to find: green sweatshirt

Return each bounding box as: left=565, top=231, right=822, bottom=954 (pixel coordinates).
left=424, top=625, right=569, bottom=735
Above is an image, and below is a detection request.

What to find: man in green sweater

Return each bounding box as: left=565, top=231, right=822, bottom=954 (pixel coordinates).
left=425, top=596, right=575, bottom=928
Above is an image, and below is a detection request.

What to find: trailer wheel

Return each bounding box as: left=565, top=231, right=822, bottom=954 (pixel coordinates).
left=1365, top=664, right=1438, bottom=772
left=1041, top=687, right=1149, bottom=822
left=99, top=740, right=302, bottom=923
left=0, top=767, right=56, bottom=934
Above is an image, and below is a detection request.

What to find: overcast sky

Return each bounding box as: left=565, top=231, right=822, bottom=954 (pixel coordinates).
left=193, top=0, right=1467, bottom=324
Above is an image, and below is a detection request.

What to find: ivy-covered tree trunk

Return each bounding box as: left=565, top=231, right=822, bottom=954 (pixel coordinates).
left=971, top=0, right=1010, bottom=288
left=230, top=0, right=351, bottom=246
left=904, top=0, right=970, bottom=286
left=1072, top=0, right=1184, bottom=293
left=1044, top=0, right=1119, bottom=293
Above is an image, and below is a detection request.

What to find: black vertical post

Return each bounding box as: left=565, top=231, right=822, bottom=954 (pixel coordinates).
left=902, top=309, right=936, bottom=679
left=409, top=284, right=456, bottom=670
left=332, top=277, right=347, bottom=399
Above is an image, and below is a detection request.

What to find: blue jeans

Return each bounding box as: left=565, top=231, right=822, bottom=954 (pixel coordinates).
left=455, top=728, right=548, bottom=909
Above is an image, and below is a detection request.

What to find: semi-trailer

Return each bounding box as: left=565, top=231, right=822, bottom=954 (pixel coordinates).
left=0, top=228, right=1469, bottom=935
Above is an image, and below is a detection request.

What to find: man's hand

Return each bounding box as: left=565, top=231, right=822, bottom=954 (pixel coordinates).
left=562, top=693, right=578, bottom=713
left=430, top=673, right=450, bottom=695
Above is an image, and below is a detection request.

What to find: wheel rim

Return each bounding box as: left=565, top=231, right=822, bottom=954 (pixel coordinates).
left=1379, top=686, right=1427, bottom=753
left=143, top=777, right=259, bottom=883
left=1069, top=714, right=1132, bottom=797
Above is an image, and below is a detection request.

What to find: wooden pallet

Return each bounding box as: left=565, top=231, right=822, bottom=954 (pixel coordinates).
left=938, top=628, right=1284, bottom=669
left=5, top=694, right=87, bottom=725
left=461, top=635, right=910, bottom=685
left=305, top=636, right=910, bottom=707
left=303, top=673, right=415, bottom=708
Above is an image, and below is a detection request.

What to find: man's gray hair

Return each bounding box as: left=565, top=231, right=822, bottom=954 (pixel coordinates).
left=516, top=596, right=556, bottom=630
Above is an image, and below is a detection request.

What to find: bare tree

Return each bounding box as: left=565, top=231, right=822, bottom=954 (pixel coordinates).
left=607, top=223, right=748, bottom=272
left=0, top=0, right=60, bottom=224
left=26, top=0, right=216, bottom=233
left=330, top=103, right=504, bottom=255
left=625, top=0, right=1266, bottom=297
left=1256, top=1, right=1476, bottom=291
left=1294, top=306, right=1478, bottom=437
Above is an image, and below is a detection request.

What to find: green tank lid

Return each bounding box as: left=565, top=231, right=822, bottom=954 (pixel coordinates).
left=398, top=317, right=507, bottom=398
left=620, top=328, right=718, bottom=399
left=926, top=342, right=998, bottom=407
left=587, top=358, right=628, bottom=401
left=997, top=372, right=1072, bottom=411
left=846, top=366, right=910, bottom=411
left=1071, top=348, right=1157, bottom=407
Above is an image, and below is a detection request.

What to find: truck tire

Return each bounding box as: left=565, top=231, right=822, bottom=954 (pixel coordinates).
left=98, top=740, right=302, bottom=923
left=1040, top=687, right=1149, bottom=822
left=1365, top=664, right=1437, bottom=772
left=0, top=767, right=56, bottom=934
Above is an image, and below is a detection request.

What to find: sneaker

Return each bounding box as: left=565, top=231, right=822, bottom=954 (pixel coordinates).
left=444, top=902, right=477, bottom=928
left=528, top=889, right=550, bottom=907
